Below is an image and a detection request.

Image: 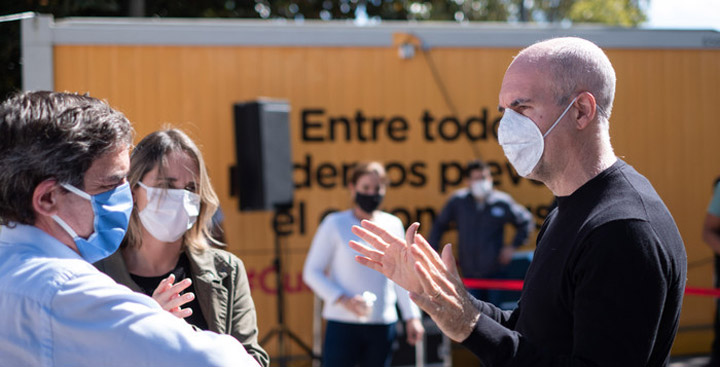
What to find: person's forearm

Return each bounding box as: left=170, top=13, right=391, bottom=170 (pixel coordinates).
left=703, top=229, right=720, bottom=255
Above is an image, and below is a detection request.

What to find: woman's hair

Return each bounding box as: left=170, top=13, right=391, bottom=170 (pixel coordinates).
left=123, top=128, right=220, bottom=253
left=348, top=161, right=388, bottom=186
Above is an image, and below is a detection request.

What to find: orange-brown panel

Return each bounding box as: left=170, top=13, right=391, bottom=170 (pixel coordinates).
left=54, top=44, right=720, bottom=356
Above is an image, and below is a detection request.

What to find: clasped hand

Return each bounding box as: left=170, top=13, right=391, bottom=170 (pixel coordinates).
left=152, top=273, right=195, bottom=319
left=349, top=220, right=480, bottom=342
left=336, top=294, right=372, bottom=318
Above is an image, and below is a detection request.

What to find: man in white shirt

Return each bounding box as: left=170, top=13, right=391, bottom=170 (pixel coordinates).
left=0, top=91, right=259, bottom=367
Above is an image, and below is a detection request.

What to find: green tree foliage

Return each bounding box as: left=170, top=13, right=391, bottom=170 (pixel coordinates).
left=0, top=0, right=647, bottom=99
left=568, top=0, right=646, bottom=26
left=0, top=0, right=648, bottom=23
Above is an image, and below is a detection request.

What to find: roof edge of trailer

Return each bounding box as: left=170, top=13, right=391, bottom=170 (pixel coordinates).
left=25, top=13, right=720, bottom=49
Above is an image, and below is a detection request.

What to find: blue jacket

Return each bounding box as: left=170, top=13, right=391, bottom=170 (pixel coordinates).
left=429, top=188, right=533, bottom=278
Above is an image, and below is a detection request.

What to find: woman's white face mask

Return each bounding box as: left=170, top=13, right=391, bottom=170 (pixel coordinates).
left=497, top=95, right=579, bottom=177
left=137, top=182, right=201, bottom=242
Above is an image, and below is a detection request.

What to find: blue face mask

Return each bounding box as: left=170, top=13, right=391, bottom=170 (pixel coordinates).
left=52, top=182, right=133, bottom=263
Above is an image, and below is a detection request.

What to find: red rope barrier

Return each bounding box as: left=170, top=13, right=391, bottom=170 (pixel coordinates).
left=684, top=287, right=720, bottom=297
left=462, top=279, right=524, bottom=291
left=463, top=279, right=720, bottom=298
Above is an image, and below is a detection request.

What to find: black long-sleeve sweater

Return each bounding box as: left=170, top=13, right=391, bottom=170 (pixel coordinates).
left=462, top=159, right=687, bottom=366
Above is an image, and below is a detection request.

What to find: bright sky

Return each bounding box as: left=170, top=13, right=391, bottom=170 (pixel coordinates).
left=645, top=0, right=720, bottom=30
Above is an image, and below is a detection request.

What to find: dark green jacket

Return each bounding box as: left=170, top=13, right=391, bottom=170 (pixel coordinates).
left=95, top=247, right=269, bottom=367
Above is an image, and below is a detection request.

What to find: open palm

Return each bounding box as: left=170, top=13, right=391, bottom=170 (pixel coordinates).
left=349, top=220, right=423, bottom=294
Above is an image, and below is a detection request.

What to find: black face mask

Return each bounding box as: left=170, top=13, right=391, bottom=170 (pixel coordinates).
left=355, top=192, right=384, bottom=213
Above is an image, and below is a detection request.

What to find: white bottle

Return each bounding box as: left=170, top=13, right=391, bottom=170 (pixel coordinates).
left=359, top=291, right=377, bottom=322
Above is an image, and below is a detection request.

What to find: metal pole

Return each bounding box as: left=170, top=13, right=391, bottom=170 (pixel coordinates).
left=274, top=227, right=286, bottom=366
left=129, top=0, right=145, bottom=17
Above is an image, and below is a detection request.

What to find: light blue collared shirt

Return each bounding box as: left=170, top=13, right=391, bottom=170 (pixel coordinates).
left=0, top=224, right=259, bottom=367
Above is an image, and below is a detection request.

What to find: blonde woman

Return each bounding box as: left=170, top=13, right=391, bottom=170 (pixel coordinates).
left=94, top=129, right=268, bottom=367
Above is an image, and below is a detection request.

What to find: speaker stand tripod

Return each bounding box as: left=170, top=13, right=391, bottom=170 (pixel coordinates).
left=259, top=204, right=320, bottom=367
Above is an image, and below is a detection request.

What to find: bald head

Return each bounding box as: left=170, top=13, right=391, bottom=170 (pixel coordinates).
left=512, top=37, right=616, bottom=123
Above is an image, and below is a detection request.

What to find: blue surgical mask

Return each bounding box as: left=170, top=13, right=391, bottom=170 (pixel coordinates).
left=52, top=182, right=133, bottom=263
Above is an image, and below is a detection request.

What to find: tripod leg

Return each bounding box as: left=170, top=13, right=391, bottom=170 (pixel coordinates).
left=259, top=328, right=279, bottom=346
left=283, top=327, right=319, bottom=358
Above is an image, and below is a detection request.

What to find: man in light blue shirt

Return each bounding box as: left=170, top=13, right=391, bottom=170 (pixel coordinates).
left=0, top=91, right=259, bottom=366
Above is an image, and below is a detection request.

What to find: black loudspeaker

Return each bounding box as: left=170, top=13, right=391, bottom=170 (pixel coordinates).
left=232, top=99, right=294, bottom=211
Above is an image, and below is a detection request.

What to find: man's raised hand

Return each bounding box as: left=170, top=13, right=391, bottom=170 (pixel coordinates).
left=349, top=220, right=424, bottom=294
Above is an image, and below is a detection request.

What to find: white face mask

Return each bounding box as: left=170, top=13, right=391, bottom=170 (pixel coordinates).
left=498, top=95, right=579, bottom=177
left=137, top=182, right=201, bottom=243
left=470, top=179, right=492, bottom=199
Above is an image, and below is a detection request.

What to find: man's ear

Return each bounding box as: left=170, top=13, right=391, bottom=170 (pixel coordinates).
left=32, top=179, right=61, bottom=217
left=574, top=91, right=597, bottom=130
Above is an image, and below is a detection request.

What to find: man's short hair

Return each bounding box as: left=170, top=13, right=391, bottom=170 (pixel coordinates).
left=0, top=91, right=133, bottom=226
left=517, top=37, right=616, bottom=124
left=466, top=159, right=489, bottom=178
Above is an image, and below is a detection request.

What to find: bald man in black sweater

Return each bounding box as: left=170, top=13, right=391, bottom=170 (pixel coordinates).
left=462, top=159, right=685, bottom=365
left=350, top=37, right=686, bottom=366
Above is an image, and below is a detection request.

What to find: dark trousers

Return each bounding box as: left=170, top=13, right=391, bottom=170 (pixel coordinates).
left=710, top=256, right=720, bottom=366
left=322, top=320, right=397, bottom=367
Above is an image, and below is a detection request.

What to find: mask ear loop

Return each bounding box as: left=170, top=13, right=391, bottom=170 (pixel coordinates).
left=60, top=183, right=92, bottom=201
left=53, top=183, right=93, bottom=240
left=52, top=214, right=79, bottom=239
left=543, top=95, right=581, bottom=138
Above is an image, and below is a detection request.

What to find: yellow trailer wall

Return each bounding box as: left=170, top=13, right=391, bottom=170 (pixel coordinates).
left=50, top=34, right=720, bottom=356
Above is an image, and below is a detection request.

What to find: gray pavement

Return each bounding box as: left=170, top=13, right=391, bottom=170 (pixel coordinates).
left=669, top=355, right=710, bottom=367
